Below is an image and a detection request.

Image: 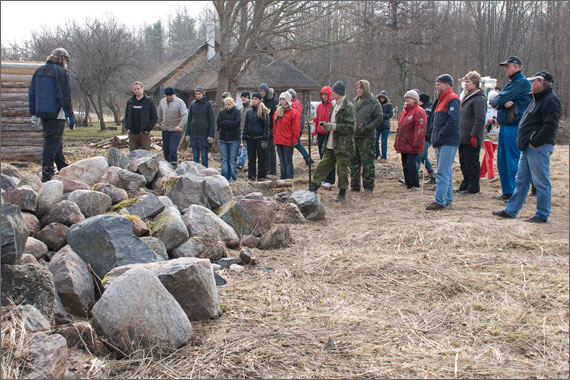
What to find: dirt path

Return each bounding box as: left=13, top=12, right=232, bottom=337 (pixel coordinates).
left=100, top=141, right=568, bottom=378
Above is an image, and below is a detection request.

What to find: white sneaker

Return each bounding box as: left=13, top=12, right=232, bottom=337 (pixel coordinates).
left=322, top=182, right=333, bottom=190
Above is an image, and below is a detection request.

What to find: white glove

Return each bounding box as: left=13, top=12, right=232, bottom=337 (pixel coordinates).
left=323, top=122, right=337, bottom=131
left=31, top=116, right=40, bottom=126
left=207, top=137, right=214, bottom=144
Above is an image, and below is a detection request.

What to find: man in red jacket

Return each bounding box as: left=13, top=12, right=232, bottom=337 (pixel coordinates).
left=312, top=86, right=335, bottom=188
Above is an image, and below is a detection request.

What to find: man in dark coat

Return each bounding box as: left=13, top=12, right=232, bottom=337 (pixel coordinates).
left=493, top=71, right=561, bottom=223
left=125, top=81, right=158, bottom=152
left=185, top=86, right=214, bottom=167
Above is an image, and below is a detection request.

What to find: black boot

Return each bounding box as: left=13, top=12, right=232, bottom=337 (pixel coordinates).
left=335, top=189, right=346, bottom=202
left=309, top=183, right=319, bottom=192
left=304, top=156, right=315, bottom=166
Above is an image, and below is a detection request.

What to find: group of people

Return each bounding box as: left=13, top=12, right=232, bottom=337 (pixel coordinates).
left=30, top=48, right=561, bottom=223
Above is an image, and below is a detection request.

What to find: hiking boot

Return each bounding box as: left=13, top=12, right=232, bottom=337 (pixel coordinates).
left=237, top=164, right=243, bottom=171
left=426, top=201, right=445, bottom=211
left=525, top=215, right=546, bottom=223
left=460, top=189, right=479, bottom=195
left=309, top=183, right=320, bottom=193
left=304, top=156, right=315, bottom=166
left=335, top=189, right=346, bottom=202
left=364, top=188, right=373, bottom=194
left=492, top=210, right=515, bottom=219
left=493, top=193, right=512, bottom=201
left=350, top=187, right=360, bottom=192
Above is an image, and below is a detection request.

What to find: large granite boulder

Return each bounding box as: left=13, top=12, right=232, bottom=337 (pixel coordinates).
left=66, top=214, right=162, bottom=278
left=91, top=267, right=192, bottom=353
left=58, top=156, right=109, bottom=186
left=127, top=150, right=159, bottom=183
left=235, top=192, right=277, bottom=233
left=140, top=237, right=168, bottom=261
left=1, top=173, right=18, bottom=190
left=183, top=205, right=239, bottom=248
left=202, top=174, right=233, bottom=209
left=24, top=332, right=68, bottom=379
left=40, top=200, right=85, bottom=227
left=18, top=173, right=42, bottom=193
left=93, top=183, right=128, bottom=205
left=21, top=212, right=41, bottom=235
left=125, top=194, right=165, bottom=220
left=1, top=164, right=23, bottom=179
left=215, top=201, right=259, bottom=237
left=24, top=237, right=49, bottom=260
left=36, top=180, right=64, bottom=217
left=287, top=190, right=326, bottom=221
left=274, top=203, right=306, bottom=224
left=67, top=190, right=112, bottom=218
left=150, top=206, right=189, bottom=252
left=168, top=174, right=209, bottom=210
left=52, top=175, right=90, bottom=193
left=175, top=161, right=206, bottom=176
left=258, top=225, right=293, bottom=250
left=99, top=166, right=147, bottom=192
left=107, top=147, right=129, bottom=169
left=171, top=234, right=227, bottom=262
left=34, top=223, right=68, bottom=252
left=1, top=204, right=29, bottom=264
left=151, top=159, right=178, bottom=193
left=3, top=187, right=37, bottom=212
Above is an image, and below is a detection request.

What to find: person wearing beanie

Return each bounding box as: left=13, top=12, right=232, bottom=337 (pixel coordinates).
left=287, top=88, right=315, bottom=167
left=216, top=96, right=242, bottom=181
left=331, top=80, right=346, bottom=96
left=258, top=83, right=278, bottom=175
left=242, top=91, right=270, bottom=181
left=426, top=74, right=461, bottom=211
left=350, top=79, right=383, bottom=194
left=314, top=86, right=336, bottom=188
left=376, top=90, right=393, bottom=161
left=456, top=71, right=487, bottom=195
left=222, top=91, right=231, bottom=99
left=394, top=90, right=427, bottom=189
left=157, top=86, right=187, bottom=167
left=185, top=86, right=214, bottom=167
left=489, top=55, right=532, bottom=200
left=309, top=81, right=356, bottom=202
left=416, top=93, right=436, bottom=184
left=124, top=81, right=158, bottom=153
left=273, top=92, right=301, bottom=179
left=29, top=47, right=75, bottom=182
left=237, top=91, right=252, bottom=171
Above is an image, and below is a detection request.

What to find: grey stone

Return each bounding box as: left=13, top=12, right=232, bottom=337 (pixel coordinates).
left=92, top=267, right=192, bottom=353
left=25, top=332, right=68, bottom=379
left=18, top=173, right=42, bottom=193
left=36, top=180, right=64, bottom=217
left=216, top=200, right=259, bottom=237
left=182, top=204, right=239, bottom=248
left=93, top=182, right=128, bottom=205
left=239, top=248, right=256, bottom=265
left=40, top=200, right=85, bottom=227
left=197, top=168, right=220, bottom=176
left=67, top=190, right=112, bottom=218
left=103, top=258, right=221, bottom=321
left=287, top=190, right=326, bottom=221
left=170, top=235, right=227, bottom=262
left=235, top=195, right=277, bottom=233
left=3, top=187, right=37, bottom=212
left=229, top=263, right=244, bottom=273
left=52, top=175, right=90, bottom=193
left=151, top=159, right=178, bottom=193
left=1, top=263, right=55, bottom=322
left=158, top=195, right=176, bottom=209
left=107, top=147, right=129, bottom=169
left=1, top=173, right=18, bottom=190
left=58, top=156, right=109, bottom=186
left=203, top=174, right=233, bottom=209
left=20, top=253, right=39, bottom=264
left=127, top=150, right=159, bottom=183
left=217, top=257, right=243, bottom=268
left=99, top=166, right=147, bottom=192
left=34, top=223, right=68, bottom=252
left=1, top=204, right=29, bottom=264
left=125, top=194, right=165, bottom=220
left=274, top=203, right=306, bottom=224
left=48, top=245, right=95, bottom=316
left=1, top=164, right=23, bottom=179
left=241, top=234, right=260, bottom=248
left=175, top=161, right=206, bottom=176
left=168, top=174, right=209, bottom=210
left=151, top=206, right=189, bottom=252
left=16, top=304, right=51, bottom=332
left=24, top=237, right=49, bottom=260
left=22, top=212, right=41, bottom=235
left=258, top=225, right=293, bottom=250
left=140, top=237, right=168, bottom=261
left=66, top=214, right=162, bottom=278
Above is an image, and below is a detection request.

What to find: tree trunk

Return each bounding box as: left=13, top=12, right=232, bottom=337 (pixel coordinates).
left=97, top=93, right=107, bottom=131
left=80, top=99, right=90, bottom=127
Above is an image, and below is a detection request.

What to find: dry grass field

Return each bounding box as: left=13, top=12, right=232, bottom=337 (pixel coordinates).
left=4, top=128, right=568, bottom=379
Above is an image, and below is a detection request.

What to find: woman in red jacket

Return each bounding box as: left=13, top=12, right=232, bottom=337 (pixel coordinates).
left=395, top=90, right=427, bottom=189
left=273, top=92, right=300, bottom=179
left=313, top=86, right=335, bottom=188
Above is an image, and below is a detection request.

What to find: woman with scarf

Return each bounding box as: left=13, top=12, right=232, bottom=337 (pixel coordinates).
left=242, top=92, right=270, bottom=181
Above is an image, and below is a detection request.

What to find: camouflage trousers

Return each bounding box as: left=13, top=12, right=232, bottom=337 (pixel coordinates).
left=350, top=136, right=376, bottom=190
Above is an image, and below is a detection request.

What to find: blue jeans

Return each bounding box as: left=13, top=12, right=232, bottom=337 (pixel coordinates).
left=238, top=145, right=248, bottom=166
left=162, top=130, right=182, bottom=166
left=497, top=125, right=521, bottom=195
left=219, top=140, right=240, bottom=181
left=294, top=137, right=310, bottom=160
left=192, top=146, right=209, bottom=167
left=376, top=128, right=390, bottom=159
left=276, top=144, right=294, bottom=179
left=416, top=141, right=434, bottom=173
left=504, top=144, right=554, bottom=220
left=434, top=145, right=458, bottom=206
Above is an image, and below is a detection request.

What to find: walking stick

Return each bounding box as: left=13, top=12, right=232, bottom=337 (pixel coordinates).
left=307, top=120, right=312, bottom=185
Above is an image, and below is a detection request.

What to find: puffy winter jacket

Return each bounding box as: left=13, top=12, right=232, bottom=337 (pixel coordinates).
left=29, top=59, right=74, bottom=119
left=430, top=88, right=461, bottom=148
left=261, top=88, right=279, bottom=129
left=186, top=97, right=214, bottom=148
left=489, top=71, right=531, bottom=126
left=242, top=105, right=269, bottom=140
left=353, top=80, right=383, bottom=138
left=517, top=86, right=561, bottom=150
left=394, top=103, right=427, bottom=154
left=273, top=107, right=300, bottom=146
left=315, top=86, right=333, bottom=135
left=459, top=89, right=487, bottom=146
left=377, top=91, right=393, bottom=130
left=217, top=106, right=241, bottom=142
left=125, top=94, right=158, bottom=134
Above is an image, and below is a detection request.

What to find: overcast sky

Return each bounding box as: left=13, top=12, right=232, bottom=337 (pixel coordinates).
left=1, top=1, right=209, bottom=45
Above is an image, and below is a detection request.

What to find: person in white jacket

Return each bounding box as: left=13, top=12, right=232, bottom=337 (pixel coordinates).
left=157, top=87, right=187, bottom=167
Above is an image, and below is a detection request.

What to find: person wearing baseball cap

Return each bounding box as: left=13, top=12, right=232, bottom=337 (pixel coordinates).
left=488, top=55, right=532, bottom=201
left=29, top=47, right=75, bottom=182
left=493, top=71, right=561, bottom=223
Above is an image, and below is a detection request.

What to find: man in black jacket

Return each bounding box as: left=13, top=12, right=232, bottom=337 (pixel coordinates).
left=493, top=71, right=561, bottom=223
left=124, top=81, right=158, bottom=151
left=29, top=47, right=75, bottom=182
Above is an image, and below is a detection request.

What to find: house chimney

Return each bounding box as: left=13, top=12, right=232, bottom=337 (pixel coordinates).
left=206, top=22, right=216, bottom=61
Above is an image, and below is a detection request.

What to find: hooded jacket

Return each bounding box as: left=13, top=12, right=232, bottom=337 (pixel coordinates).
left=273, top=106, right=300, bottom=146
left=353, top=80, right=383, bottom=138
left=125, top=94, right=158, bottom=134
left=459, top=88, right=487, bottom=146
left=216, top=105, right=242, bottom=142
left=260, top=84, right=279, bottom=129
left=186, top=96, right=214, bottom=147
left=322, top=97, right=356, bottom=156
left=29, top=59, right=74, bottom=119
left=315, top=86, right=333, bottom=135
left=377, top=91, right=393, bottom=130
left=430, top=88, right=461, bottom=148
left=517, top=86, right=561, bottom=150
left=395, top=103, right=427, bottom=154
left=489, top=71, right=532, bottom=126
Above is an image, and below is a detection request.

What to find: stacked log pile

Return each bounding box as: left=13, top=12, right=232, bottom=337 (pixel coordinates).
left=1, top=61, right=44, bottom=161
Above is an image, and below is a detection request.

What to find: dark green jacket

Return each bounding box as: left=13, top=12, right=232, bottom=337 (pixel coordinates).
left=324, top=97, right=356, bottom=156
left=354, top=80, right=383, bottom=138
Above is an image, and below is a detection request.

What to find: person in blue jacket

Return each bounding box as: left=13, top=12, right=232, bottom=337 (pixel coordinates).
left=426, top=74, right=461, bottom=211
left=489, top=56, right=532, bottom=200
left=29, top=47, right=75, bottom=182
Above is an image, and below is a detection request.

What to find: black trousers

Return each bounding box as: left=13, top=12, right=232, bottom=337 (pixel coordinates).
left=276, top=144, right=294, bottom=179
left=42, top=118, right=67, bottom=182
left=401, top=153, right=419, bottom=188
left=458, top=144, right=481, bottom=192
left=247, top=139, right=267, bottom=180
left=317, top=133, right=335, bottom=184
left=265, top=129, right=277, bottom=175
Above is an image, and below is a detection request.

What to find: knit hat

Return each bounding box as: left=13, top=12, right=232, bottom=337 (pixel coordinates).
left=287, top=88, right=297, bottom=99
left=51, top=47, right=70, bottom=59
left=404, top=90, right=420, bottom=102
left=412, top=88, right=421, bottom=95
left=258, top=83, right=270, bottom=95
left=251, top=92, right=263, bottom=101
left=195, top=86, right=205, bottom=95
left=332, top=81, right=346, bottom=96
left=436, top=74, right=453, bottom=86
left=222, top=91, right=231, bottom=99
left=240, top=91, right=251, bottom=99
left=419, top=93, right=430, bottom=104
left=279, top=91, right=293, bottom=107
left=164, top=86, right=175, bottom=95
